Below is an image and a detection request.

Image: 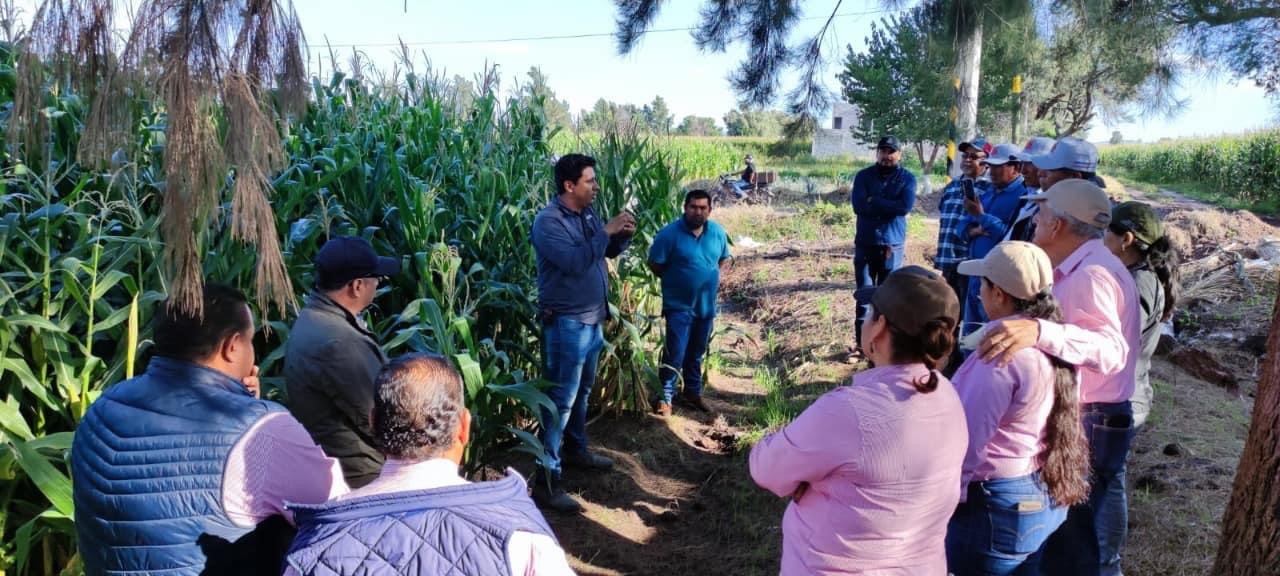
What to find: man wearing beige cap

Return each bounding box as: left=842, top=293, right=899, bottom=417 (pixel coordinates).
left=977, top=179, right=1140, bottom=576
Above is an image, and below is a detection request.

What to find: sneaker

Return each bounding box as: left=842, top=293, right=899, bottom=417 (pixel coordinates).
left=654, top=400, right=672, bottom=417
left=678, top=393, right=712, bottom=413
left=531, top=473, right=583, bottom=514
left=563, top=450, right=614, bottom=472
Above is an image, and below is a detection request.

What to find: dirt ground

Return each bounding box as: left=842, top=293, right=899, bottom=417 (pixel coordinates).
left=508, top=180, right=1277, bottom=575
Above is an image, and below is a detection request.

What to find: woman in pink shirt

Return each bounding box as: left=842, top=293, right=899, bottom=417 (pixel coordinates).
left=946, top=241, right=1090, bottom=575
left=750, top=265, right=969, bottom=575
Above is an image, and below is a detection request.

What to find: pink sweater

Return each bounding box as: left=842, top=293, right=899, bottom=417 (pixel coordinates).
left=749, top=364, right=969, bottom=575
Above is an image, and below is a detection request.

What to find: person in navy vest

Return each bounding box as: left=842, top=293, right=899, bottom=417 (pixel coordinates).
left=648, top=189, right=731, bottom=417
left=285, top=353, right=573, bottom=576
left=851, top=135, right=917, bottom=352
left=71, top=283, right=348, bottom=576
left=530, top=153, right=635, bottom=513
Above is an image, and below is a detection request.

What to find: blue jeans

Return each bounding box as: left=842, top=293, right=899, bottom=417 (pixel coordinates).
left=947, top=472, right=1068, bottom=576
left=537, top=316, right=604, bottom=477
left=1041, top=401, right=1136, bottom=576
left=659, top=310, right=715, bottom=403
left=853, top=243, right=904, bottom=347
left=962, top=275, right=990, bottom=338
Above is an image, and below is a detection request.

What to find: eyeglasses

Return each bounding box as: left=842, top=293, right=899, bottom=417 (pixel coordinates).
left=963, top=154, right=987, bottom=161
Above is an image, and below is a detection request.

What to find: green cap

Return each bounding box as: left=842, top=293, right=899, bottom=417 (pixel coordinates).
left=1111, top=201, right=1163, bottom=246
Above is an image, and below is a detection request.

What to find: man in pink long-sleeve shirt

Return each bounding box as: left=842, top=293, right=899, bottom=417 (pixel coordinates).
left=979, top=179, right=1140, bottom=576
left=750, top=265, right=968, bottom=575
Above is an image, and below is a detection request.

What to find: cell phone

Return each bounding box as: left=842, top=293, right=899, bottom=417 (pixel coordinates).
left=962, top=179, right=976, bottom=200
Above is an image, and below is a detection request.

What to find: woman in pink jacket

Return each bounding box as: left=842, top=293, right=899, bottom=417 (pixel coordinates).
left=750, top=265, right=969, bottom=575
left=946, top=241, right=1091, bottom=575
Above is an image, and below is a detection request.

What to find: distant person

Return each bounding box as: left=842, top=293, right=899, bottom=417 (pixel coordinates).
left=285, top=353, right=574, bottom=576
left=977, top=179, right=1140, bottom=576
left=735, top=154, right=757, bottom=198
left=531, top=153, right=636, bottom=513
left=851, top=135, right=918, bottom=351
left=936, top=139, right=992, bottom=328
left=959, top=143, right=1026, bottom=338
left=946, top=241, right=1090, bottom=575
left=648, top=189, right=731, bottom=416
left=1005, top=136, right=1056, bottom=242
left=1105, top=201, right=1180, bottom=428
left=750, top=266, right=967, bottom=575
left=286, top=235, right=402, bottom=488
left=72, top=283, right=348, bottom=576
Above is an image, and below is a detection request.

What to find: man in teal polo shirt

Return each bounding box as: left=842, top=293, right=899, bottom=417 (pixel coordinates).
left=648, top=189, right=731, bottom=416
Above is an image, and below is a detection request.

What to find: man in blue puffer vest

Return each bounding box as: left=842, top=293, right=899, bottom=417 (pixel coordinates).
left=71, top=283, right=349, bottom=576
left=286, top=353, right=572, bottom=575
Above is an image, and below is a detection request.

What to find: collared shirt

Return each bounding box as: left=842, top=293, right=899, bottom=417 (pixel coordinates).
left=1035, top=239, right=1140, bottom=404
left=951, top=328, right=1057, bottom=491
left=936, top=178, right=993, bottom=269
left=648, top=218, right=730, bottom=318
left=748, top=364, right=968, bottom=575
left=1130, top=264, right=1166, bottom=423
left=851, top=164, right=917, bottom=247
left=223, top=412, right=350, bottom=527
left=1003, top=186, right=1040, bottom=242
left=282, top=459, right=575, bottom=576
left=961, top=175, right=1026, bottom=260
left=532, top=196, right=631, bottom=324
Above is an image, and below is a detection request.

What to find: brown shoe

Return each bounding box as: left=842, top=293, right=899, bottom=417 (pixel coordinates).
left=654, top=401, right=672, bottom=417
left=678, top=393, right=711, bottom=413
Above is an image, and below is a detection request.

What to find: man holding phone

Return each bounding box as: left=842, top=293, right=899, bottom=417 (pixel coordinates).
left=530, top=153, right=635, bottom=513
left=935, top=139, right=992, bottom=324
left=958, top=143, right=1027, bottom=338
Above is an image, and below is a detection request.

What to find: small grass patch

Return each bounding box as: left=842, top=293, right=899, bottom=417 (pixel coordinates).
left=1104, top=168, right=1279, bottom=215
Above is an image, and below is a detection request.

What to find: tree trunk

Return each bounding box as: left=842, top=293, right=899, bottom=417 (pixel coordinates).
left=950, top=17, right=983, bottom=180
left=1214, top=283, right=1280, bottom=574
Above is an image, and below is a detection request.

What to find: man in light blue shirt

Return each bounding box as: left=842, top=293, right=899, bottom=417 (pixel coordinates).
left=648, top=189, right=731, bottom=416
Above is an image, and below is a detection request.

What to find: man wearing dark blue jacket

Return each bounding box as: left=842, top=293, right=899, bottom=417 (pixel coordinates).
left=959, top=143, right=1028, bottom=338
left=530, top=153, right=635, bottom=513
left=851, top=136, right=917, bottom=349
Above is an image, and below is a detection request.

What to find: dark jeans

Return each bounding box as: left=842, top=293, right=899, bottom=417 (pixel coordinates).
left=962, top=275, right=991, bottom=338
left=853, top=243, right=904, bottom=347
left=1041, top=401, right=1136, bottom=576
left=537, top=316, right=604, bottom=477
left=941, top=266, right=969, bottom=376
left=659, top=310, right=715, bottom=403
left=947, top=472, right=1068, bottom=576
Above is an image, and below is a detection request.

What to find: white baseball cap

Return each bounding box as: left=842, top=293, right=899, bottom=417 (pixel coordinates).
left=984, top=143, right=1023, bottom=166
left=1031, top=137, right=1099, bottom=172
left=1016, top=137, right=1055, bottom=162
left=1022, top=178, right=1113, bottom=229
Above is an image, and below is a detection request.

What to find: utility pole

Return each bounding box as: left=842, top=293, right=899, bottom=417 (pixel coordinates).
left=1011, top=74, right=1023, bottom=143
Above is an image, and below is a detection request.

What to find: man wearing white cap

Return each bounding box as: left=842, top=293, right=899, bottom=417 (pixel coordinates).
left=977, top=179, right=1140, bottom=576
left=1032, top=137, right=1103, bottom=193
left=1004, top=136, right=1056, bottom=242
left=958, top=143, right=1026, bottom=338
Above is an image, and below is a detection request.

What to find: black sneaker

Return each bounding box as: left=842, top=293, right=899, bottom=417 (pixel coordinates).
left=562, top=450, right=615, bottom=472
left=530, top=473, right=583, bottom=514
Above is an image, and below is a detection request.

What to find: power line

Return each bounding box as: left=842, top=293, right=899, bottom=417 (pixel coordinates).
left=315, top=9, right=891, bottom=49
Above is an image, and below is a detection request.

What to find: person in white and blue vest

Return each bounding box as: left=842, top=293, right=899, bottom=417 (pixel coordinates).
left=851, top=135, right=917, bottom=352
left=530, top=153, right=636, bottom=513
left=284, top=353, right=573, bottom=576
left=71, top=283, right=348, bottom=576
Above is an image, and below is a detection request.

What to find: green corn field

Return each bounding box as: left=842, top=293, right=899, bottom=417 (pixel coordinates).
left=0, top=49, right=692, bottom=573
left=1101, top=131, right=1280, bottom=212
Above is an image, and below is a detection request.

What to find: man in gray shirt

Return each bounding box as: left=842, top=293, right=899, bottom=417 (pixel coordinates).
left=530, top=153, right=635, bottom=513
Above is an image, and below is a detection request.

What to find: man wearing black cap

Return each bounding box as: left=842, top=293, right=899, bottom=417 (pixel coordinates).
left=851, top=135, right=917, bottom=350
left=285, top=235, right=402, bottom=488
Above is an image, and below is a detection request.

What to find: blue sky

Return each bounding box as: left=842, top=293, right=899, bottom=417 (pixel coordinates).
left=15, top=0, right=1279, bottom=142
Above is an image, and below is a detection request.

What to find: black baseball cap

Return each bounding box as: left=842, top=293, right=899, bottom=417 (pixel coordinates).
left=314, top=236, right=401, bottom=288
left=876, top=136, right=901, bottom=152
left=855, top=266, right=960, bottom=337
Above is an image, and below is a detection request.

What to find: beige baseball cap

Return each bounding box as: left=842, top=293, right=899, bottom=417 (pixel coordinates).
left=957, top=241, right=1054, bottom=300
left=1022, top=178, right=1112, bottom=229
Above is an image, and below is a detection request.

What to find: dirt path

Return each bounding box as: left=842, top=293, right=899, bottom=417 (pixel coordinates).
left=521, top=191, right=1275, bottom=575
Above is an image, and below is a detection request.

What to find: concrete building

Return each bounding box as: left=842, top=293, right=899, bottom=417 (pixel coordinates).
left=811, top=101, right=871, bottom=160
